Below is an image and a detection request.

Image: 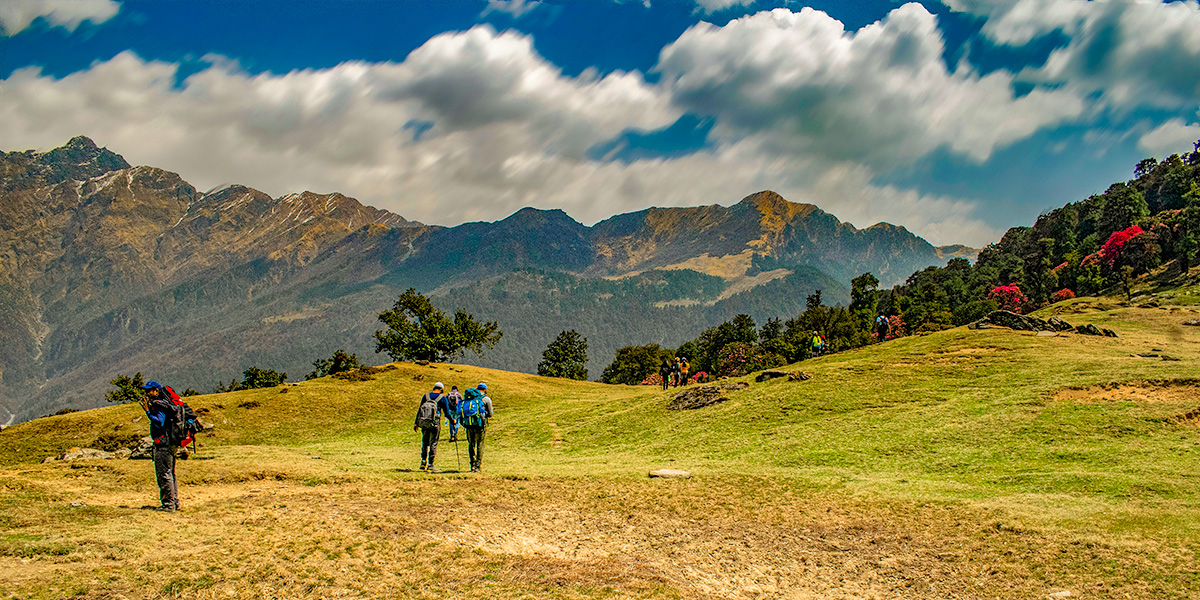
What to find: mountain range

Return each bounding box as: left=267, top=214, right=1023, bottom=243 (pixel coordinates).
left=0, top=137, right=973, bottom=423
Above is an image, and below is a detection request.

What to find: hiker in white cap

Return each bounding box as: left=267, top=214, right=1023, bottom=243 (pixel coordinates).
left=413, top=382, right=455, bottom=472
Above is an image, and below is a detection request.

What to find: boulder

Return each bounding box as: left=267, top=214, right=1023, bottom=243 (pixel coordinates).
left=649, top=469, right=691, bottom=479
left=970, top=310, right=1057, bottom=332
left=60, top=447, right=115, bottom=461
left=756, top=370, right=789, bottom=382
left=788, top=371, right=813, bottom=382
left=1183, top=319, right=1200, bottom=327
left=1047, top=317, right=1074, bottom=331
left=720, top=381, right=750, bottom=391
left=1074, top=323, right=1119, bottom=337
left=128, top=437, right=154, bottom=460
left=669, top=386, right=730, bottom=410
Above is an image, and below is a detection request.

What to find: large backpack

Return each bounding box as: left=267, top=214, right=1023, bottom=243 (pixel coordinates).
left=416, top=393, right=440, bottom=429
left=162, top=386, right=202, bottom=450
left=459, top=388, right=486, bottom=428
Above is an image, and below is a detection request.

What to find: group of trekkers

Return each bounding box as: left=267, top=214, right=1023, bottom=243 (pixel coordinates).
left=413, top=381, right=493, bottom=473
left=135, top=378, right=494, bottom=513
left=659, top=356, right=691, bottom=390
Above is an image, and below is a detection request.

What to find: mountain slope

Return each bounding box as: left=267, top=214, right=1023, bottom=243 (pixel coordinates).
left=0, top=137, right=963, bottom=422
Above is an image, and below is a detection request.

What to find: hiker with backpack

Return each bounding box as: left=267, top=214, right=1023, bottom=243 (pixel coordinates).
left=445, top=385, right=463, bottom=443
left=140, top=380, right=199, bottom=513
left=413, top=382, right=455, bottom=472
left=457, top=383, right=493, bottom=473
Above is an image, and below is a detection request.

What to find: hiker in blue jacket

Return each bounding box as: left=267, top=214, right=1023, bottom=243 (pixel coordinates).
left=140, top=381, right=179, bottom=513
left=457, top=382, right=494, bottom=473
left=413, top=382, right=455, bottom=472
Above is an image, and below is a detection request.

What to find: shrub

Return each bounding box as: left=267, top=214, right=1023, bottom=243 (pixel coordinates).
left=1099, top=225, right=1145, bottom=268
left=307, top=349, right=360, bottom=380
left=715, top=342, right=786, bottom=377
left=987, top=283, right=1029, bottom=313
left=639, top=373, right=663, bottom=387
left=1051, top=288, right=1076, bottom=302
left=885, top=315, right=907, bottom=340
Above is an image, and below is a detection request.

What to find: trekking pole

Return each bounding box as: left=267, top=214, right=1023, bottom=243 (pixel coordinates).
left=454, top=436, right=461, bottom=471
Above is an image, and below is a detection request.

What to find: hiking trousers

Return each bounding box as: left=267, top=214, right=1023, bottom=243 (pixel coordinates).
left=464, top=425, right=486, bottom=471
left=420, top=426, right=440, bottom=466
left=153, top=445, right=178, bottom=510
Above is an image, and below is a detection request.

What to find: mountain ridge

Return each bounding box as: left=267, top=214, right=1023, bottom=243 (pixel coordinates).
left=0, top=137, right=974, bottom=422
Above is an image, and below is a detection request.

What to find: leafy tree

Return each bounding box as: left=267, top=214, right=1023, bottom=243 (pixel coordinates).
left=214, top=367, right=288, bottom=392
left=759, top=317, right=783, bottom=342
left=538, top=330, right=589, bottom=380
left=374, top=288, right=502, bottom=362
left=1100, top=183, right=1149, bottom=238
left=105, top=372, right=146, bottom=404
left=601, top=344, right=671, bottom=385
left=239, top=367, right=288, bottom=389
left=307, top=349, right=361, bottom=380
left=182, top=388, right=200, bottom=397
left=849, top=272, right=880, bottom=325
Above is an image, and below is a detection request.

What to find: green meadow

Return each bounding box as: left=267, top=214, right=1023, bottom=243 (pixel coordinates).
left=1, top=300, right=1198, bottom=599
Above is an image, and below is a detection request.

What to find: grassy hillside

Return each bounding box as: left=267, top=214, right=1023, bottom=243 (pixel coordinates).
left=1, top=300, right=1198, bottom=599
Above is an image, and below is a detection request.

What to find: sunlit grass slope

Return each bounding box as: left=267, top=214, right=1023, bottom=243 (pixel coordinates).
left=2, top=300, right=1198, bottom=599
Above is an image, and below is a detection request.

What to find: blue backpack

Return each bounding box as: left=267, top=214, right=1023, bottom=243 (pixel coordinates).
left=458, top=388, right=487, bottom=427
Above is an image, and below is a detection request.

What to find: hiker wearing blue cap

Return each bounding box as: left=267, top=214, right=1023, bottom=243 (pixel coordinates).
left=456, top=382, right=494, bottom=472
left=140, top=380, right=180, bottom=512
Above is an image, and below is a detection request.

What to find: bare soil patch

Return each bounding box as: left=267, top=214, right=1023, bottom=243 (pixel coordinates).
left=1051, top=379, right=1200, bottom=405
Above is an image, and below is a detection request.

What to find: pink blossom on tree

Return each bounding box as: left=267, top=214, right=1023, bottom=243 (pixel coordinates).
left=988, top=283, right=1029, bottom=313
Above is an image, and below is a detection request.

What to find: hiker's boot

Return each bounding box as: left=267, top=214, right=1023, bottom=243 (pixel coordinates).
left=419, top=462, right=427, bottom=471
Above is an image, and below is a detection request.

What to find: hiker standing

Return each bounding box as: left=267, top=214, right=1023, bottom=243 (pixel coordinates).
left=445, top=385, right=463, bottom=443
left=457, top=382, right=494, bottom=473
left=679, top=357, right=690, bottom=386
left=140, top=381, right=179, bottom=513
left=672, top=357, right=682, bottom=388
left=413, top=382, right=454, bottom=472
left=875, top=315, right=890, bottom=341
left=659, top=359, right=672, bottom=391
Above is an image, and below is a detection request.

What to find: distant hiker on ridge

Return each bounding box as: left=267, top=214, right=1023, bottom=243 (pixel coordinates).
left=659, top=359, right=673, bottom=391
left=457, top=383, right=493, bottom=473
left=679, top=356, right=690, bottom=386
left=414, top=382, right=455, bottom=472
left=875, top=315, right=889, bottom=342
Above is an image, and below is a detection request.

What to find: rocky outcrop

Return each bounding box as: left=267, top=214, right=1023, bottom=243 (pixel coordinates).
left=649, top=469, right=691, bottom=478
left=970, top=311, right=1116, bottom=337
left=755, top=370, right=812, bottom=382
left=669, top=383, right=750, bottom=410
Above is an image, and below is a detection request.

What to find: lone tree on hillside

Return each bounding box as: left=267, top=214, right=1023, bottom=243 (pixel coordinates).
left=375, top=288, right=502, bottom=362
left=105, top=373, right=146, bottom=404
left=538, top=330, right=589, bottom=380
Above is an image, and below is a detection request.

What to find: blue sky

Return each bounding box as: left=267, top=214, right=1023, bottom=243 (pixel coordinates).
left=2, top=0, right=1198, bottom=246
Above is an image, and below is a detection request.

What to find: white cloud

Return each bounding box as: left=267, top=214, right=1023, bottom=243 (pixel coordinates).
left=656, top=4, right=1084, bottom=168
left=692, top=0, right=754, bottom=14
left=0, top=0, right=119, bottom=36
left=0, top=17, right=1012, bottom=247
left=1138, top=115, right=1200, bottom=158
left=948, top=0, right=1200, bottom=110
left=483, top=0, right=542, bottom=18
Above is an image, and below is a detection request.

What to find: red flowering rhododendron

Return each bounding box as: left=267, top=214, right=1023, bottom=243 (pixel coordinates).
left=885, top=315, right=906, bottom=340
left=1099, top=225, right=1144, bottom=267
left=1051, top=262, right=1068, bottom=272
left=640, top=373, right=663, bottom=386
left=1051, top=288, right=1076, bottom=302
left=988, top=283, right=1029, bottom=313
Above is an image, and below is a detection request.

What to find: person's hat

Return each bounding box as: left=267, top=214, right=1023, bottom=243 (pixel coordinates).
left=478, top=382, right=487, bottom=390
left=139, top=381, right=160, bottom=391
left=434, top=382, right=444, bottom=390
left=451, top=385, right=458, bottom=390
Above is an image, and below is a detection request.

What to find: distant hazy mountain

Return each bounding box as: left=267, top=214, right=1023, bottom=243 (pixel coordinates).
left=0, top=137, right=972, bottom=422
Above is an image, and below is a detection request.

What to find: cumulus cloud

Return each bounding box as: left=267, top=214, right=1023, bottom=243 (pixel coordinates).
left=656, top=4, right=1084, bottom=168
left=692, top=0, right=754, bottom=14
left=0, top=17, right=1011, bottom=246
left=1138, top=115, right=1200, bottom=158
left=483, top=0, right=542, bottom=18
left=0, top=0, right=119, bottom=36
left=948, top=0, right=1200, bottom=110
